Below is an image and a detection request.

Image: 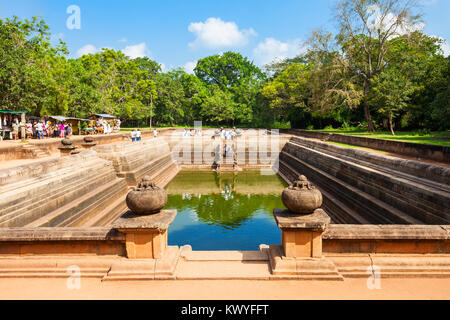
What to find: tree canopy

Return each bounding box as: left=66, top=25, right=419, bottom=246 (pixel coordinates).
left=0, top=7, right=449, bottom=133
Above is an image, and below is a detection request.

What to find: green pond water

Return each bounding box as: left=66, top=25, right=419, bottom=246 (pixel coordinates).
left=165, top=170, right=287, bottom=250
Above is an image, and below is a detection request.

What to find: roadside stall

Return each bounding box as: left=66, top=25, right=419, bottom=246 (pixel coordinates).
left=90, top=114, right=120, bottom=134
left=49, top=116, right=93, bottom=136
left=0, top=110, right=27, bottom=140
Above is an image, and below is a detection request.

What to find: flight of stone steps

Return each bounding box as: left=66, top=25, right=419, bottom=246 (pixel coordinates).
left=0, top=151, right=129, bottom=228
left=21, top=144, right=51, bottom=159
left=278, top=136, right=450, bottom=225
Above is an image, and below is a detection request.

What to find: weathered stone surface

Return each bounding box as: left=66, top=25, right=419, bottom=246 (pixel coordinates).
left=113, top=210, right=177, bottom=231
left=278, top=137, right=450, bottom=225
left=281, top=175, right=323, bottom=214
left=0, top=227, right=124, bottom=241
left=125, top=176, right=167, bottom=215
left=273, top=208, right=330, bottom=231
left=323, top=224, right=449, bottom=240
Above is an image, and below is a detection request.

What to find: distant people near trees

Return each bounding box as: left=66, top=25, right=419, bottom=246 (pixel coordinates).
left=130, top=129, right=136, bottom=142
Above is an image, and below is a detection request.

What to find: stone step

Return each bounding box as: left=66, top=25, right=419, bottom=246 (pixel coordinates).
left=0, top=162, right=114, bottom=218
left=25, top=178, right=127, bottom=228
left=279, top=151, right=423, bottom=224
left=81, top=193, right=129, bottom=227
left=6, top=170, right=119, bottom=227
left=61, top=179, right=128, bottom=227
left=0, top=165, right=116, bottom=223
left=278, top=161, right=370, bottom=224
left=290, top=136, right=450, bottom=187
left=282, top=142, right=449, bottom=224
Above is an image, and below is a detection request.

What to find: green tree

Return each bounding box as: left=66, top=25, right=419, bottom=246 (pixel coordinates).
left=309, top=0, right=423, bottom=131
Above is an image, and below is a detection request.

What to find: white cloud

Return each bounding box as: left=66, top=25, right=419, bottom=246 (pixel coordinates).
left=118, top=37, right=128, bottom=43
left=76, top=44, right=98, bottom=57
left=367, top=5, right=424, bottom=38
left=183, top=61, right=197, bottom=74
left=122, top=43, right=150, bottom=59
left=188, top=17, right=257, bottom=49
left=437, top=37, right=450, bottom=57
left=160, top=63, right=167, bottom=72
left=253, top=38, right=303, bottom=66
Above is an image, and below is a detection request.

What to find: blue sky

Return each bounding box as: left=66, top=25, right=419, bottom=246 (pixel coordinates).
left=1, top=0, right=449, bottom=72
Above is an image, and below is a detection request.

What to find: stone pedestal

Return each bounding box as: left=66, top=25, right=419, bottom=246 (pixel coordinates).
left=58, top=146, right=77, bottom=157
left=106, top=209, right=180, bottom=280
left=274, top=208, right=330, bottom=258
left=113, top=210, right=176, bottom=259
left=269, top=208, right=343, bottom=280
left=81, top=142, right=97, bottom=150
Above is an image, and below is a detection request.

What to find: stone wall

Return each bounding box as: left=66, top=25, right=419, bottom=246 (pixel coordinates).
left=282, top=129, right=450, bottom=163
left=94, top=137, right=179, bottom=187
left=0, top=150, right=129, bottom=228
left=278, top=136, right=450, bottom=225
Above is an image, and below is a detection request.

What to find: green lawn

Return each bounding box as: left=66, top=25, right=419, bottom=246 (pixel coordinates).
left=312, top=128, right=450, bottom=147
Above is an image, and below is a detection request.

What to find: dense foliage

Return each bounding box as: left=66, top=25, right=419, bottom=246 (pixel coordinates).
left=0, top=4, right=449, bottom=133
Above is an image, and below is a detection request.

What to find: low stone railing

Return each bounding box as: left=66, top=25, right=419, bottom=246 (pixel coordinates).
left=282, top=129, right=450, bottom=163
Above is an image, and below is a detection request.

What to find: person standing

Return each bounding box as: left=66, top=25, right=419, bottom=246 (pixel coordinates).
left=12, top=122, right=19, bottom=140
left=35, top=121, right=44, bottom=140
left=59, top=123, right=65, bottom=138
left=130, top=129, right=136, bottom=142
left=136, top=128, right=141, bottom=142
left=67, top=123, right=73, bottom=137
left=153, top=129, right=158, bottom=138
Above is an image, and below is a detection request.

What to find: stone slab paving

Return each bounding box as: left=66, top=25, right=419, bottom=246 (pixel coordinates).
left=0, top=277, right=449, bottom=299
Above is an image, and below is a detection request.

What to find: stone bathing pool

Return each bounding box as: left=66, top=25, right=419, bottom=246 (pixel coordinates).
left=165, top=170, right=287, bottom=250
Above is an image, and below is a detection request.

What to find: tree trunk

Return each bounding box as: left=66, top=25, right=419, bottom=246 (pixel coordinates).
left=363, top=80, right=376, bottom=132
left=149, top=93, right=153, bottom=129
left=388, top=114, right=395, bottom=136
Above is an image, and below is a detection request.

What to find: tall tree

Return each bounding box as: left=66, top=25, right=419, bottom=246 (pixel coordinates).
left=309, top=0, right=423, bottom=131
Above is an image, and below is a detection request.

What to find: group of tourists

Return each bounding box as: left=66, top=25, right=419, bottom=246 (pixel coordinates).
left=3, top=118, right=73, bottom=141
left=31, top=121, right=73, bottom=140
left=220, top=128, right=237, bottom=141
left=130, top=128, right=158, bottom=142
left=181, top=128, right=202, bottom=137
left=0, top=112, right=122, bottom=141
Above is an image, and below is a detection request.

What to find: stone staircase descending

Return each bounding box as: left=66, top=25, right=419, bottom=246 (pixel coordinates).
left=278, top=136, right=450, bottom=225
left=0, top=151, right=128, bottom=228
left=21, top=144, right=51, bottom=159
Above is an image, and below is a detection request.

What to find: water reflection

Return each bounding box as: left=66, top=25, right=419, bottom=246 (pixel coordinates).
left=165, top=170, right=287, bottom=250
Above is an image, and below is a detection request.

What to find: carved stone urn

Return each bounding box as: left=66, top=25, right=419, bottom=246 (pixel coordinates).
left=83, top=136, right=94, bottom=143
left=61, top=138, right=73, bottom=146
left=126, top=176, right=168, bottom=215
left=281, top=175, right=323, bottom=214
left=58, top=138, right=77, bottom=156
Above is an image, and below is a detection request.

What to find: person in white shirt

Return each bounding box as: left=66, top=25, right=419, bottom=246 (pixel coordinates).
left=35, top=122, right=44, bottom=140
left=153, top=129, right=158, bottom=138
left=130, top=130, right=136, bottom=142
left=136, top=129, right=141, bottom=141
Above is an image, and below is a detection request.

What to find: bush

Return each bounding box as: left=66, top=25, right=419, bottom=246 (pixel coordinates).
left=416, top=128, right=431, bottom=136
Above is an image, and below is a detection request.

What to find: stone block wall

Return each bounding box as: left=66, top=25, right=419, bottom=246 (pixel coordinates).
left=278, top=136, right=450, bottom=225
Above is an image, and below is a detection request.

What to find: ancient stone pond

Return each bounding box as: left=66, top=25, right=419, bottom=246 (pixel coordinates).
left=165, top=170, right=287, bottom=250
